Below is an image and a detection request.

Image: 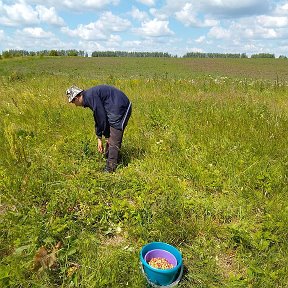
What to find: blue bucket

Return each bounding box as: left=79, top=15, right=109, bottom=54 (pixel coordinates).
left=140, top=242, right=183, bottom=286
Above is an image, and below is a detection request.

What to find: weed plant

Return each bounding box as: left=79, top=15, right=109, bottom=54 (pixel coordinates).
left=0, top=57, right=287, bottom=287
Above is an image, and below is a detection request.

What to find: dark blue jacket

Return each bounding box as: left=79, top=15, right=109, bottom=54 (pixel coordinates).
left=82, top=85, right=131, bottom=138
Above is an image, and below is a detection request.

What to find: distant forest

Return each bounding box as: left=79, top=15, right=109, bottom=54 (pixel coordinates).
left=0, top=49, right=287, bottom=59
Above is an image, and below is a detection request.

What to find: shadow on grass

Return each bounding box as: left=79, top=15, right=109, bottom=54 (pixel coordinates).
left=178, top=265, right=189, bottom=287
left=119, top=145, right=146, bottom=167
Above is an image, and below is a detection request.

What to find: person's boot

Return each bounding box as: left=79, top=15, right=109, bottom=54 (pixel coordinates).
left=104, top=161, right=116, bottom=173
left=103, top=166, right=112, bottom=173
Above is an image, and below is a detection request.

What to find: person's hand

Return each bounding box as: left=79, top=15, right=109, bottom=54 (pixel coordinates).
left=97, top=138, right=104, bottom=153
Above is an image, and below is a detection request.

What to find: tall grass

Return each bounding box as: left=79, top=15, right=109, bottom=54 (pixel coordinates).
left=0, top=58, right=287, bottom=287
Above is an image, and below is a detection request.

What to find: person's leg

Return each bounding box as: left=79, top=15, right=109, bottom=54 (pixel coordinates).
left=105, top=127, right=123, bottom=172
left=104, top=141, right=109, bottom=159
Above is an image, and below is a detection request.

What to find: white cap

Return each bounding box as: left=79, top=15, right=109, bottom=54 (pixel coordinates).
left=66, top=85, right=83, bottom=102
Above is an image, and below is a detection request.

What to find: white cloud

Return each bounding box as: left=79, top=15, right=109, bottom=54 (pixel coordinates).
left=0, top=1, right=64, bottom=27
left=238, top=17, right=284, bottom=39
left=175, top=3, right=197, bottom=26
left=253, top=26, right=279, bottom=39
left=88, top=35, right=122, bottom=51
left=275, top=2, right=288, bottom=16
left=200, top=0, right=271, bottom=17
left=208, top=26, right=231, bottom=39
left=36, top=5, right=65, bottom=26
left=21, top=27, right=54, bottom=38
left=61, top=0, right=119, bottom=9
left=123, top=40, right=143, bottom=49
left=62, top=24, right=105, bottom=41
left=149, top=8, right=168, bottom=20
left=130, top=6, right=149, bottom=22
left=256, top=16, right=288, bottom=28
left=0, top=29, right=4, bottom=40
left=78, top=34, right=122, bottom=54
left=135, top=18, right=174, bottom=37
left=175, top=3, right=218, bottom=27
left=9, top=0, right=119, bottom=10
left=208, top=20, right=281, bottom=43
left=79, top=40, right=103, bottom=53
left=2, top=30, right=65, bottom=51
left=160, top=0, right=188, bottom=15
left=204, top=0, right=266, bottom=9
left=62, top=11, right=130, bottom=41
left=195, top=36, right=206, bottom=43
left=185, top=47, right=204, bottom=53
left=16, top=0, right=120, bottom=10
left=242, top=27, right=255, bottom=38
left=0, top=1, right=38, bottom=26
left=122, top=37, right=179, bottom=54
left=136, top=0, right=155, bottom=6
left=147, top=0, right=186, bottom=20
left=97, top=11, right=131, bottom=32
left=158, top=0, right=272, bottom=19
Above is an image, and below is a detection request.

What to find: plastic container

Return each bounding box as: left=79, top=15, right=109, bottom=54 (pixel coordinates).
left=144, top=249, right=177, bottom=268
left=140, top=242, right=183, bottom=286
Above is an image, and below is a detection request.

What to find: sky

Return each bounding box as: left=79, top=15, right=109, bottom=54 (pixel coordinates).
left=0, top=0, right=288, bottom=57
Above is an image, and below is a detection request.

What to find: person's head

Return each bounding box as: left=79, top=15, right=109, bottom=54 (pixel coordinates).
left=66, top=85, right=84, bottom=106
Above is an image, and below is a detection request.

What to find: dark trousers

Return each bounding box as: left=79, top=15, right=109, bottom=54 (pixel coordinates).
left=105, top=104, right=131, bottom=172
left=105, top=127, right=124, bottom=172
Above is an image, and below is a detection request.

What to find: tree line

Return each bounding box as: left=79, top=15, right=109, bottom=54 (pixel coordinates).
left=183, top=52, right=248, bottom=58
left=183, top=52, right=287, bottom=59
left=91, top=51, right=174, bottom=57
left=0, top=49, right=87, bottom=58
left=0, top=49, right=287, bottom=59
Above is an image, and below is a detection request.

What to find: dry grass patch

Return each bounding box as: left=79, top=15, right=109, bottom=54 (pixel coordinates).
left=216, top=250, right=246, bottom=279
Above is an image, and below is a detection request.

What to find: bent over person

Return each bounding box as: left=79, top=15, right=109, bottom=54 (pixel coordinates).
left=66, top=84, right=132, bottom=172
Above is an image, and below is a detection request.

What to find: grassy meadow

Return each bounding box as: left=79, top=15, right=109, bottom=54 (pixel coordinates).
left=0, top=57, right=287, bottom=287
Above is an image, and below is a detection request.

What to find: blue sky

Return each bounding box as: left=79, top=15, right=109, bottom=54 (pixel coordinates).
left=0, top=0, right=287, bottom=56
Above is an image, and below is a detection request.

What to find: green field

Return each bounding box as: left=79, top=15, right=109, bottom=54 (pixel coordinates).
left=0, top=57, right=287, bottom=287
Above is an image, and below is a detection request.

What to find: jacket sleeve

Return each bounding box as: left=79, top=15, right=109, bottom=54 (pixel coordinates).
left=93, top=102, right=109, bottom=138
